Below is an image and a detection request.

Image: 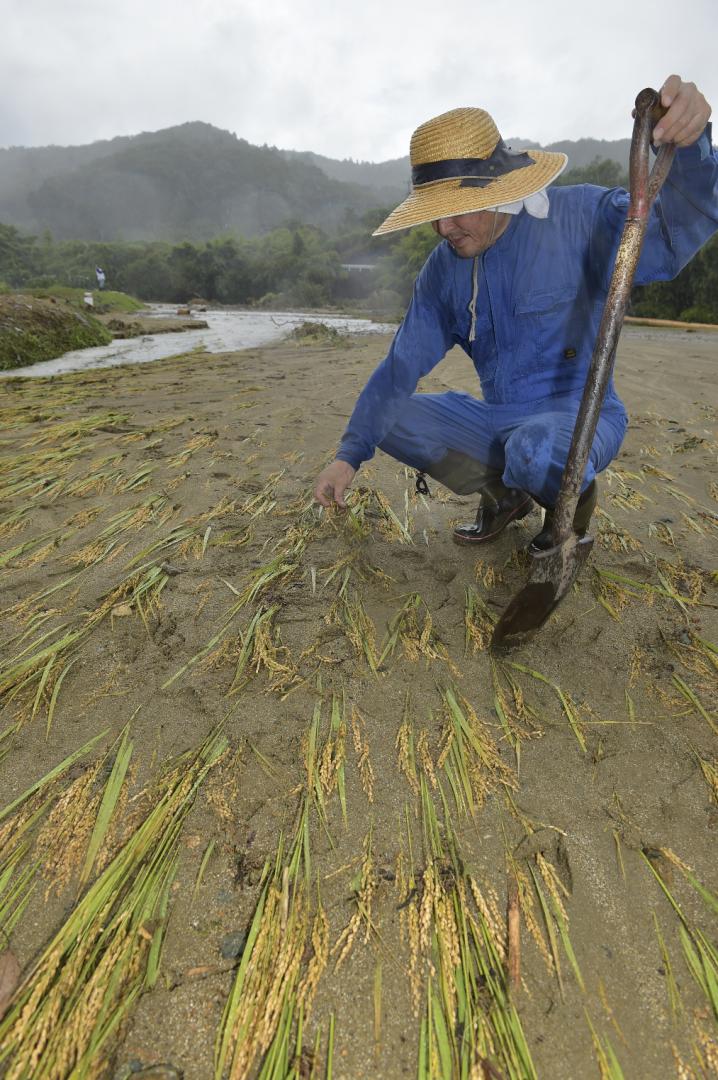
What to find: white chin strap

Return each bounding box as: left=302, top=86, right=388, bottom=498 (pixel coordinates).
left=494, top=187, right=550, bottom=219
left=467, top=189, right=550, bottom=343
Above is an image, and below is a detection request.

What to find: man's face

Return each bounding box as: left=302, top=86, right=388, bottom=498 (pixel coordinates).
left=431, top=209, right=508, bottom=258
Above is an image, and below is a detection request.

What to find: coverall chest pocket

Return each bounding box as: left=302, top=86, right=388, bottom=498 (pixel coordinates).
left=511, top=284, right=586, bottom=381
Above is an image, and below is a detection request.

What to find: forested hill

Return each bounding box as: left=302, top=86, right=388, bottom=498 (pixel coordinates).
left=0, top=122, right=404, bottom=243
left=1, top=121, right=637, bottom=244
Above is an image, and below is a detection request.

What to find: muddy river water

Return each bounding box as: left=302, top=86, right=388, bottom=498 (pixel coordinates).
left=0, top=305, right=396, bottom=378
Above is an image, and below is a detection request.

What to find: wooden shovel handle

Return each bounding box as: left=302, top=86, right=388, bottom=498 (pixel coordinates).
left=550, top=88, right=676, bottom=543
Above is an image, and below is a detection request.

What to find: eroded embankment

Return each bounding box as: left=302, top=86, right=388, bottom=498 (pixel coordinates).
left=0, top=293, right=112, bottom=370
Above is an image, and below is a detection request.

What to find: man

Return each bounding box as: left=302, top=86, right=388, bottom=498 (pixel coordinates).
left=313, top=76, right=716, bottom=551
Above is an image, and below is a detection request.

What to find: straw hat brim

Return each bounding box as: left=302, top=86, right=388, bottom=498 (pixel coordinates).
left=372, top=149, right=568, bottom=236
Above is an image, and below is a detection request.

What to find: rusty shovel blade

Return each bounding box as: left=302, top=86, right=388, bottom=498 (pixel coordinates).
left=491, top=533, right=594, bottom=647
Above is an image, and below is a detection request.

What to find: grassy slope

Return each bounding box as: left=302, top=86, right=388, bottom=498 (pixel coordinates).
left=0, top=289, right=142, bottom=371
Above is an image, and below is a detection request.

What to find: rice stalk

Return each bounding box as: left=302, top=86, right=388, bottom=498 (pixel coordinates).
left=0, top=506, right=31, bottom=540
left=671, top=675, right=718, bottom=735
left=395, top=695, right=420, bottom=799
left=302, top=694, right=349, bottom=841
left=33, top=759, right=108, bottom=897
left=491, top=659, right=543, bottom=770
left=123, top=523, right=205, bottom=569
left=1, top=562, right=168, bottom=722
left=212, top=523, right=254, bottom=552
left=0, top=845, right=37, bottom=939
left=595, top=509, right=642, bottom=553
left=372, top=489, right=413, bottom=544
left=0, top=727, right=227, bottom=1079
left=0, top=723, right=18, bottom=767
left=379, top=593, right=460, bottom=677
left=504, top=849, right=555, bottom=978
left=64, top=463, right=125, bottom=498
left=474, top=558, right=502, bottom=589
left=415, top=778, right=536, bottom=1078
left=225, top=605, right=302, bottom=696
left=214, top=797, right=319, bottom=1080
left=79, top=725, right=134, bottom=889
left=696, top=752, right=718, bottom=803
left=534, top=859, right=583, bottom=992
left=238, top=471, right=285, bottom=518
left=653, top=912, right=682, bottom=1019
left=318, top=694, right=347, bottom=826
left=507, top=662, right=587, bottom=753
left=0, top=730, right=108, bottom=836
left=350, top=706, right=374, bottom=804
left=526, top=864, right=565, bottom=998
left=437, top=688, right=516, bottom=816
left=167, top=432, right=216, bottom=467
left=464, top=586, right=496, bottom=652
left=373, top=959, right=382, bottom=1062
left=593, top=566, right=696, bottom=608
left=326, top=1014, right=335, bottom=1080
left=0, top=530, right=61, bottom=570
left=585, top=1010, right=626, bottom=1080
left=643, top=853, right=718, bottom=1026
left=591, top=571, right=634, bottom=620
left=63, top=536, right=127, bottom=570
left=45, top=658, right=78, bottom=738
left=331, top=827, right=376, bottom=970
left=327, top=586, right=379, bottom=675
left=115, top=463, right=155, bottom=492
left=164, top=543, right=305, bottom=688
left=192, top=839, right=216, bottom=906
left=21, top=412, right=131, bottom=448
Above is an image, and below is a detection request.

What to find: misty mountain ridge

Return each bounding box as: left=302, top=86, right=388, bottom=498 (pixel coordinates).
left=0, top=121, right=632, bottom=243
left=279, top=135, right=632, bottom=188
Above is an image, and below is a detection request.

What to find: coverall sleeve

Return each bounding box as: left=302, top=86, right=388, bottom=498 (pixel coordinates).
left=336, top=245, right=456, bottom=469
left=591, top=123, right=718, bottom=289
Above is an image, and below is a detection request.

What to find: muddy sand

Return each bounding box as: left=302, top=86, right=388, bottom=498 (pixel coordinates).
left=0, top=325, right=716, bottom=1079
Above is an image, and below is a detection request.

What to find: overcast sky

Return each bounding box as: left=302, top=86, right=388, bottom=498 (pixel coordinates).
left=1, top=0, right=714, bottom=161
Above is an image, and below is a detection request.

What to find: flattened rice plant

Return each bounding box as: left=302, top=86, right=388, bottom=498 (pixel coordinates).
left=163, top=524, right=310, bottom=689
left=415, top=779, right=536, bottom=1079
left=491, top=659, right=542, bottom=768
left=225, top=605, right=302, bottom=696
left=0, top=728, right=227, bottom=1080
left=507, top=662, right=587, bottom=753
left=215, top=797, right=331, bottom=1080
left=0, top=563, right=169, bottom=724
left=438, top=688, right=516, bottom=817
left=464, top=586, right=496, bottom=653
left=327, top=584, right=379, bottom=675
left=331, top=827, right=376, bottom=970
left=644, top=850, right=718, bottom=1029
left=380, top=593, right=460, bottom=678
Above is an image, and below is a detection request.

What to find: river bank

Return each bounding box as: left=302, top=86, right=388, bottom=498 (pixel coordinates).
left=0, top=303, right=397, bottom=378
left=0, top=326, right=716, bottom=1078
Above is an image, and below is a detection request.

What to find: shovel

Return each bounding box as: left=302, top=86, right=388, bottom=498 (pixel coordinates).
left=491, top=88, right=675, bottom=648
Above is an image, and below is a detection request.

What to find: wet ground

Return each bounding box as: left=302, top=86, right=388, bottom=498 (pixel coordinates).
left=0, top=324, right=716, bottom=1078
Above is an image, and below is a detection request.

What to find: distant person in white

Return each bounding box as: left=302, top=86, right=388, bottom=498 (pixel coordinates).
left=95, top=266, right=106, bottom=290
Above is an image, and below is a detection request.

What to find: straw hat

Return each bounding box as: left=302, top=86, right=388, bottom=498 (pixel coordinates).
left=373, top=107, right=567, bottom=236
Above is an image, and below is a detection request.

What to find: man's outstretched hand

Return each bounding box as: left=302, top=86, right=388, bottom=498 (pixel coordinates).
left=313, top=460, right=357, bottom=509
left=653, top=75, right=711, bottom=147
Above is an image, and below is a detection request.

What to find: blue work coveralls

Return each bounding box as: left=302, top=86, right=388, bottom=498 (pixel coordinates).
left=336, top=127, right=718, bottom=507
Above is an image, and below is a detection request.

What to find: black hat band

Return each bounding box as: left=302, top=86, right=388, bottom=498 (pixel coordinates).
left=412, top=140, right=534, bottom=188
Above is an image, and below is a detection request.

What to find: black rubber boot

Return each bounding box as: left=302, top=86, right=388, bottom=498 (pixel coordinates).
left=453, top=487, right=534, bottom=545
left=529, top=479, right=598, bottom=553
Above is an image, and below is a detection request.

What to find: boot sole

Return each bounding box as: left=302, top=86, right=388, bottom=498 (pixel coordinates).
left=452, top=498, right=533, bottom=545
